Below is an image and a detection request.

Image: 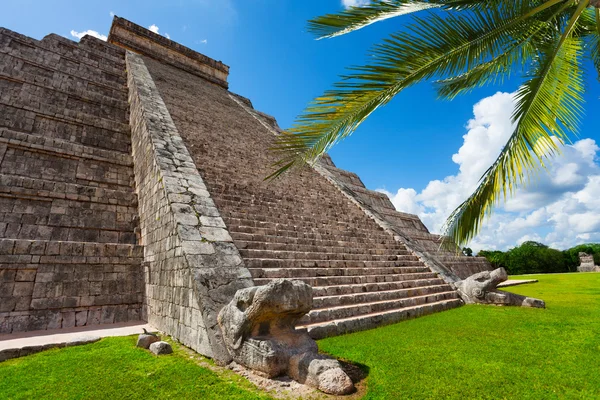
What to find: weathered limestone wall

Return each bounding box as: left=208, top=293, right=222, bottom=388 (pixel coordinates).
left=126, top=51, right=252, bottom=363
left=0, top=29, right=143, bottom=333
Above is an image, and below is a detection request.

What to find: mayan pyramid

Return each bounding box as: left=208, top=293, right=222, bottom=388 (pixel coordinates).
left=0, top=17, right=491, bottom=362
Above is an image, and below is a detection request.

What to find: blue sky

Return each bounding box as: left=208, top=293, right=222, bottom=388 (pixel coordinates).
left=3, top=1, right=600, bottom=251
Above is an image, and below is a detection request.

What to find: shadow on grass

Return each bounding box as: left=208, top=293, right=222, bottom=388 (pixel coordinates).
left=338, top=359, right=370, bottom=398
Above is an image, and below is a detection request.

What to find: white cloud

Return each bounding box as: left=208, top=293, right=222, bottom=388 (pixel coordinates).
left=70, top=30, right=107, bottom=41
left=110, top=11, right=115, bottom=17
left=197, top=39, right=208, bottom=45
left=342, top=0, right=370, bottom=8
left=148, top=24, right=170, bottom=39
left=379, top=91, right=600, bottom=252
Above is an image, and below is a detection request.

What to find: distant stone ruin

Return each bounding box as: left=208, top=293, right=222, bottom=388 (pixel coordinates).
left=0, top=16, right=540, bottom=388
left=578, top=252, right=600, bottom=272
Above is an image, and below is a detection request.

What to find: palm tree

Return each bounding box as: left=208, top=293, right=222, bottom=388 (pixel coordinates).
left=270, top=0, right=600, bottom=247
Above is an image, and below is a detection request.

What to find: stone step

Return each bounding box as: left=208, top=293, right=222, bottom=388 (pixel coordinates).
left=0, top=85, right=129, bottom=135
left=222, top=208, right=380, bottom=231
left=0, top=175, right=136, bottom=207
left=310, top=277, right=448, bottom=297
left=253, top=272, right=439, bottom=288
left=38, top=33, right=127, bottom=81
left=235, top=239, right=410, bottom=255
left=225, top=216, right=387, bottom=234
left=77, top=35, right=127, bottom=66
left=0, top=77, right=128, bottom=124
left=220, top=204, right=367, bottom=222
left=0, top=104, right=132, bottom=154
left=427, top=253, right=490, bottom=262
left=248, top=265, right=430, bottom=279
left=1, top=286, right=143, bottom=317
left=0, top=54, right=128, bottom=108
left=0, top=194, right=138, bottom=244
left=43, top=32, right=126, bottom=70
left=313, top=283, right=453, bottom=309
left=212, top=181, right=359, bottom=199
left=246, top=258, right=428, bottom=270
left=239, top=249, right=418, bottom=262
left=0, top=128, right=132, bottom=167
left=216, top=191, right=364, bottom=212
left=0, top=30, right=126, bottom=88
left=0, top=143, right=134, bottom=189
left=225, top=209, right=370, bottom=226
left=230, top=225, right=393, bottom=242
left=298, top=298, right=463, bottom=340
left=230, top=231, right=402, bottom=248
left=0, top=239, right=143, bottom=263
left=300, top=291, right=460, bottom=326
left=224, top=216, right=380, bottom=235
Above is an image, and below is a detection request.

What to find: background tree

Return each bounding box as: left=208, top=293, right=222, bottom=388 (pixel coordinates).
left=476, top=241, right=600, bottom=274
left=505, top=241, right=567, bottom=274
left=271, top=0, right=600, bottom=248
left=462, top=247, right=473, bottom=256
left=478, top=250, right=508, bottom=269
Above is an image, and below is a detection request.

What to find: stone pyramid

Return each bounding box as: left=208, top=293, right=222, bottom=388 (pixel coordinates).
left=0, top=17, right=492, bottom=363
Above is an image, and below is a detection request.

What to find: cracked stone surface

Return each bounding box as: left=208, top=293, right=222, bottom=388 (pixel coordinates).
left=218, top=279, right=354, bottom=395
left=456, top=268, right=546, bottom=308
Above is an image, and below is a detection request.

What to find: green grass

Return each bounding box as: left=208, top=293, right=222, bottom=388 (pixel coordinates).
left=0, top=336, right=273, bottom=400
left=1, top=273, right=598, bottom=399
left=318, top=273, right=600, bottom=399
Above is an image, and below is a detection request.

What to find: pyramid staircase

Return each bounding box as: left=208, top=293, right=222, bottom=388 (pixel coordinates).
left=0, top=29, right=143, bottom=333
left=143, top=56, right=463, bottom=339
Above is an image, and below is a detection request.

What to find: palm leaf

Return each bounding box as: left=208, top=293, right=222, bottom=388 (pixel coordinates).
left=270, top=0, right=567, bottom=179
left=443, top=0, right=587, bottom=246
left=583, top=7, right=600, bottom=77
left=307, top=0, right=516, bottom=40
left=308, top=1, right=438, bottom=40
left=435, top=3, right=572, bottom=99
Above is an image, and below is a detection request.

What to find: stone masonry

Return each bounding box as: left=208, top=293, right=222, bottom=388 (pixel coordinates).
left=0, top=29, right=143, bottom=333
left=1, top=17, right=499, bottom=359
left=578, top=252, right=600, bottom=272
left=126, top=49, right=252, bottom=363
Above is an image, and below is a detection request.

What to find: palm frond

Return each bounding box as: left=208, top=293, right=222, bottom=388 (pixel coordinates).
left=583, top=7, right=600, bottom=77
left=435, top=2, right=571, bottom=99
left=443, top=0, right=587, bottom=246
left=308, top=0, right=516, bottom=40
left=308, top=0, right=437, bottom=40
left=270, top=0, right=568, bottom=179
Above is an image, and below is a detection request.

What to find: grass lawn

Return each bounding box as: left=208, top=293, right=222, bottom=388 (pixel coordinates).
left=0, top=336, right=273, bottom=400
left=319, top=272, right=600, bottom=399
left=1, top=273, right=598, bottom=399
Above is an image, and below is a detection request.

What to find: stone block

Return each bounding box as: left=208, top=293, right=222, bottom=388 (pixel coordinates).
left=137, top=332, right=160, bottom=349
left=149, top=341, right=173, bottom=355
left=15, top=269, right=36, bottom=282
left=62, top=311, right=76, bottom=328
left=75, top=310, right=88, bottom=326
left=13, top=282, right=34, bottom=297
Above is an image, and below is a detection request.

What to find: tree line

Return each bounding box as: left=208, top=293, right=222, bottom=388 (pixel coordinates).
left=474, top=242, right=600, bottom=275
